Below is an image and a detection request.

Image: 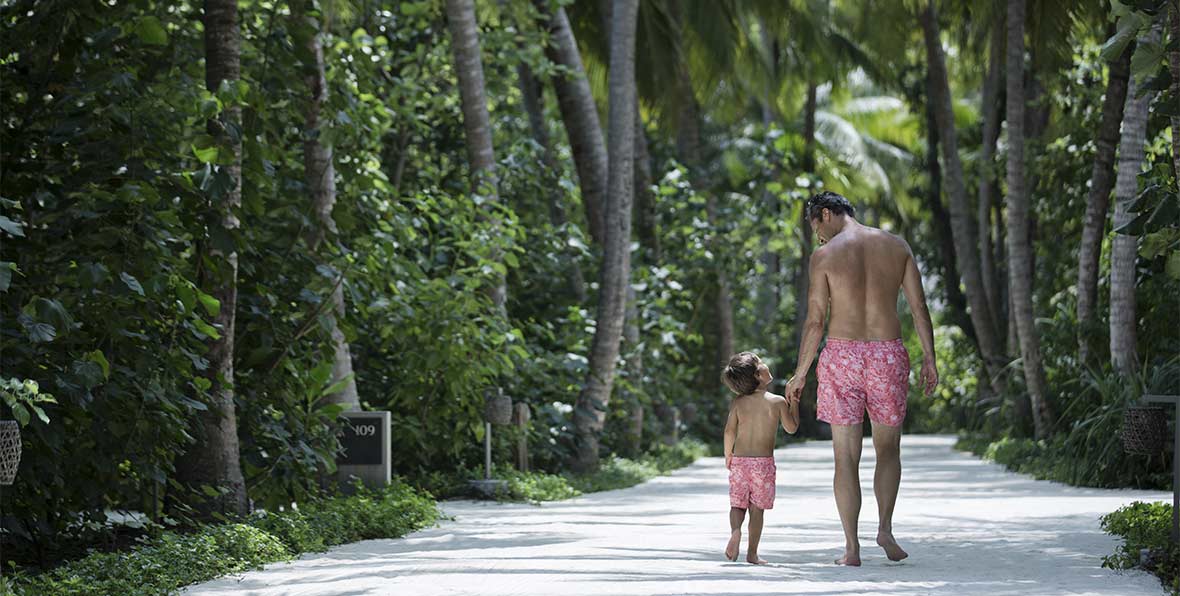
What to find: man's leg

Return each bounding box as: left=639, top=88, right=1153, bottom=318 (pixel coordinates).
left=726, top=507, right=745, bottom=560
left=872, top=422, right=908, bottom=561
left=746, top=505, right=767, bottom=564
left=832, top=423, right=863, bottom=566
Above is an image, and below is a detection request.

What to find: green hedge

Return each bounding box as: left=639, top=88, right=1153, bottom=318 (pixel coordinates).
left=954, top=433, right=1168, bottom=490
left=1101, top=501, right=1179, bottom=593
left=9, top=481, right=438, bottom=596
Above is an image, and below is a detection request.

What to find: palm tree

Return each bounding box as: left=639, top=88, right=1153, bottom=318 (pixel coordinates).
left=1110, top=23, right=1161, bottom=376
left=444, top=0, right=506, bottom=313
left=302, top=7, right=359, bottom=409
left=174, top=0, right=248, bottom=517
left=1076, top=39, right=1132, bottom=364
left=921, top=1, right=1006, bottom=397
left=535, top=1, right=608, bottom=246
left=1005, top=0, right=1053, bottom=438
left=978, top=17, right=1004, bottom=327
left=572, top=0, right=639, bottom=473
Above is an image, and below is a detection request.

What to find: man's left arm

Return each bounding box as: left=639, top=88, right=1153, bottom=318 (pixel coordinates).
left=901, top=242, right=938, bottom=395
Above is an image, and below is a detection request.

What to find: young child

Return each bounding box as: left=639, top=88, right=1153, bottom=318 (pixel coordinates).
left=722, top=351, right=799, bottom=565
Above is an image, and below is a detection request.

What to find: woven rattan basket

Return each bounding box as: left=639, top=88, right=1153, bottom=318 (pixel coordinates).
left=0, top=420, right=21, bottom=485
left=1122, top=405, right=1168, bottom=455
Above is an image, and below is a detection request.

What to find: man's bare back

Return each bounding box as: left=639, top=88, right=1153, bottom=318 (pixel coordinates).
left=812, top=223, right=910, bottom=341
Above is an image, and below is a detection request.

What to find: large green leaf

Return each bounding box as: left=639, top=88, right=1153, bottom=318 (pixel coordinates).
left=134, top=16, right=168, bottom=46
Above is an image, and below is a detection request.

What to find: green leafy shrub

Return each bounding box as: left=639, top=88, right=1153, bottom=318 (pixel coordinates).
left=1101, top=501, right=1179, bottom=593
left=14, top=482, right=438, bottom=596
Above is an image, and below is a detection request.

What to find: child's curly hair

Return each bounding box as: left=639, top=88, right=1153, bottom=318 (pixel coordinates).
left=722, top=352, right=761, bottom=395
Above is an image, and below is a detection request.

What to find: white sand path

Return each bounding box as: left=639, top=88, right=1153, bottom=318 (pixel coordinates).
left=185, top=435, right=1170, bottom=595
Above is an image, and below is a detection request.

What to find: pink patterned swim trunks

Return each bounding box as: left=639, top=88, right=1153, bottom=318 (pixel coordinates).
left=729, top=456, right=775, bottom=510
left=816, top=337, right=910, bottom=427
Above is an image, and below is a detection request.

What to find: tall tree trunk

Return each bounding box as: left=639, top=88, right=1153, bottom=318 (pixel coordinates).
left=757, top=22, right=781, bottom=344
left=792, top=82, right=818, bottom=359
left=978, top=20, right=1004, bottom=327
left=620, top=102, right=652, bottom=456
left=536, top=2, right=608, bottom=246
left=1170, top=5, right=1180, bottom=187
left=921, top=2, right=1006, bottom=397
left=572, top=0, right=638, bottom=473
left=516, top=62, right=587, bottom=302
left=303, top=12, right=359, bottom=410
left=445, top=0, right=506, bottom=313
left=174, top=0, right=248, bottom=517
left=1110, top=24, right=1160, bottom=376
left=672, top=14, right=733, bottom=374
left=634, top=109, right=659, bottom=263
left=1076, top=41, right=1131, bottom=364
left=1006, top=0, right=1053, bottom=438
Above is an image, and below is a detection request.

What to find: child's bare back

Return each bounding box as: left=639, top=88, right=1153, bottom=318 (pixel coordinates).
left=728, top=392, right=798, bottom=457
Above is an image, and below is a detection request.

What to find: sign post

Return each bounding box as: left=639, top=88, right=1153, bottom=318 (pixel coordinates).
left=337, top=411, right=391, bottom=490
left=1143, top=394, right=1179, bottom=546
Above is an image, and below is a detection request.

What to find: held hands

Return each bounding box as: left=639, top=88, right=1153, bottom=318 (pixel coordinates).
left=921, top=356, right=939, bottom=396
left=784, top=374, right=805, bottom=403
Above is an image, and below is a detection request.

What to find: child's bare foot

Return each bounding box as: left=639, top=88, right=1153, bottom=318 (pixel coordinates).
left=876, top=534, right=908, bottom=561
left=746, top=554, right=768, bottom=565
left=725, top=530, right=741, bottom=561
left=834, top=551, right=861, bottom=566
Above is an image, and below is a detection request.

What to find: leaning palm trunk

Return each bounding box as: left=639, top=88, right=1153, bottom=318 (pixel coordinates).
left=516, top=62, right=587, bottom=302
left=445, top=0, right=506, bottom=313
left=1005, top=0, right=1053, bottom=438
left=536, top=2, right=608, bottom=246
left=303, top=14, right=359, bottom=409
left=921, top=2, right=1006, bottom=398
left=978, top=20, right=1004, bottom=326
left=792, top=82, right=818, bottom=358
left=572, top=0, right=639, bottom=473
left=174, top=0, right=248, bottom=517
left=1170, top=6, right=1180, bottom=189
left=1110, top=24, right=1160, bottom=377
left=1076, top=43, right=1131, bottom=364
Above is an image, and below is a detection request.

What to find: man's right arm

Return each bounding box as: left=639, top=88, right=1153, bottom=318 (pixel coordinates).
left=901, top=242, right=938, bottom=395
left=789, top=250, right=830, bottom=398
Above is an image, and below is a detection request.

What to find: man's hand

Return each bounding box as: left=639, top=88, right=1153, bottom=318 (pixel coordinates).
left=921, top=357, right=939, bottom=396
left=725, top=453, right=733, bottom=470
left=784, top=374, right=806, bottom=403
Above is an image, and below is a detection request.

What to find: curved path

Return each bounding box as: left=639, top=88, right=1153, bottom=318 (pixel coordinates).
left=186, top=435, right=1168, bottom=595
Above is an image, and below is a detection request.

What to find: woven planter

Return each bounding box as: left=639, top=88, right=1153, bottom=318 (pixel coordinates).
left=1122, top=406, right=1168, bottom=455
left=484, top=393, right=513, bottom=426
left=0, top=420, right=21, bottom=485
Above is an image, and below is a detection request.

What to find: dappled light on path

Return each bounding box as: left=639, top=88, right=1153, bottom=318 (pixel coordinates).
left=185, top=436, right=1168, bottom=595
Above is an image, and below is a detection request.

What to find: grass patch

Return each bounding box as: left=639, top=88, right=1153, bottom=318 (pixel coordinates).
left=1101, top=501, right=1179, bottom=593
left=8, top=481, right=438, bottom=596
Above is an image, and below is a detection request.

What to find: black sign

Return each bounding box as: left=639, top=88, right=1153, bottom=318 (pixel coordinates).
left=339, top=414, right=385, bottom=466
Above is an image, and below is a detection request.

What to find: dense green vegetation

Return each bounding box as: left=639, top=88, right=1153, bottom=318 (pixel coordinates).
left=1, top=0, right=1177, bottom=591
left=1102, top=502, right=1179, bottom=592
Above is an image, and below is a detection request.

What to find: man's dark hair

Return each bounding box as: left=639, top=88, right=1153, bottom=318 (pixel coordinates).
left=805, top=190, right=856, bottom=221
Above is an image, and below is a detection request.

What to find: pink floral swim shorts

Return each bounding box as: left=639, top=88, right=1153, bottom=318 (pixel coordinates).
left=816, top=337, right=910, bottom=427
left=729, top=456, right=775, bottom=510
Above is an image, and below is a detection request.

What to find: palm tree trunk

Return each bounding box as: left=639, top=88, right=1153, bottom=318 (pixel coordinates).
left=792, top=82, right=818, bottom=359
left=516, top=62, right=587, bottom=302
left=1110, top=23, right=1160, bottom=376
left=925, top=69, right=977, bottom=346
left=634, top=109, right=659, bottom=263
left=1170, top=5, right=1180, bottom=188
left=536, top=1, right=608, bottom=246
left=921, top=2, right=1006, bottom=397
left=572, top=0, right=639, bottom=473
left=978, top=20, right=1004, bottom=326
left=303, top=13, right=359, bottom=410
left=445, top=0, right=506, bottom=313
left=1076, top=40, right=1131, bottom=364
left=174, top=0, right=248, bottom=517
left=1005, top=0, right=1053, bottom=438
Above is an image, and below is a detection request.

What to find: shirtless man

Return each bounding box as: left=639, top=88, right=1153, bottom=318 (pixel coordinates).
left=783, top=191, right=938, bottom=567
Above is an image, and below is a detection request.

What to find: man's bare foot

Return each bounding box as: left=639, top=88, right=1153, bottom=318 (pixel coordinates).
left=834, top=552, right=861, bottom=566
left=876, top=534, right=908, bottom=561
left=725, top=530, right=741, bottom=561
left=746, top=555, right=768, bottom=565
